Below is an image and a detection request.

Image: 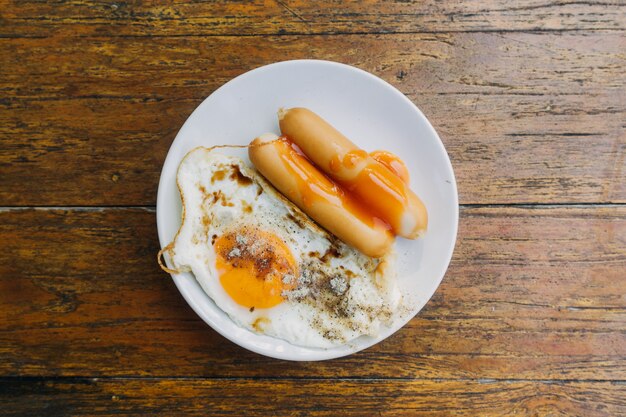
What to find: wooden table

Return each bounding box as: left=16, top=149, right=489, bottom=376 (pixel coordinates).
left=1, top=1, right=625, bottom=415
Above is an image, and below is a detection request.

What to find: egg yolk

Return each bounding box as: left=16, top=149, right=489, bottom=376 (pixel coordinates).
left=214, top=229, right=298, bottom=309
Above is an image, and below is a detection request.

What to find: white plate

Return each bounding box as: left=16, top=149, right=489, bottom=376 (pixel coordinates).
left=157, top=59, right=458, bottom=361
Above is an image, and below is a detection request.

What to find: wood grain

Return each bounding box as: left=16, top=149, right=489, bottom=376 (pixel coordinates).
left=1, top=206, right=624, bottom=379
left=4, top=33, right=622, bottom=98
left=2, top=0, right=625, bottom=37
left=2, top=1, right=625, bottom=414
left=1, top=33, right=624, bottom=205
left=2, top=378, right=625, bottom=417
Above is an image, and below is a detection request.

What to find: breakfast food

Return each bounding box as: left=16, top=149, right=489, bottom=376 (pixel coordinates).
left=249, top=133, right=394, bottom=258
left=161, top=147, right=401, bottom=348
left=159, top=107, right=431, bottom=348
left=278, top=107, right=428, bottom=239
left=369, top=150, right=411, bottom=185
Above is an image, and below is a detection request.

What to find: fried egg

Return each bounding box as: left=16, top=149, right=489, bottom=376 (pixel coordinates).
left=164, top=147, right=401, bottom=348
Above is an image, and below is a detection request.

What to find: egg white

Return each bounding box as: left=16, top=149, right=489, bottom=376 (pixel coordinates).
left=165, top=147, right=401, bottom=348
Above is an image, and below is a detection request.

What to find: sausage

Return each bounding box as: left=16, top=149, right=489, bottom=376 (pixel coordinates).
left=369, top=150, right=410, bottom=185
left=249, top=133, right=394, bottom=258
left=278, top=107, right=428, bottom=239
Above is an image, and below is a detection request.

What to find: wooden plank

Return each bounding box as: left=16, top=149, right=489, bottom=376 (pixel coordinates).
left=1, top=94, right=622, bottom=205
left=1, top=207, right=624, bottom=379
left=1, top=32, right=624, bottom=205
left=3, top=33, right=623, bottom=99
left=2, top=0, right=625, bottom=37
left=2, top=378, right=625, bottom=417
